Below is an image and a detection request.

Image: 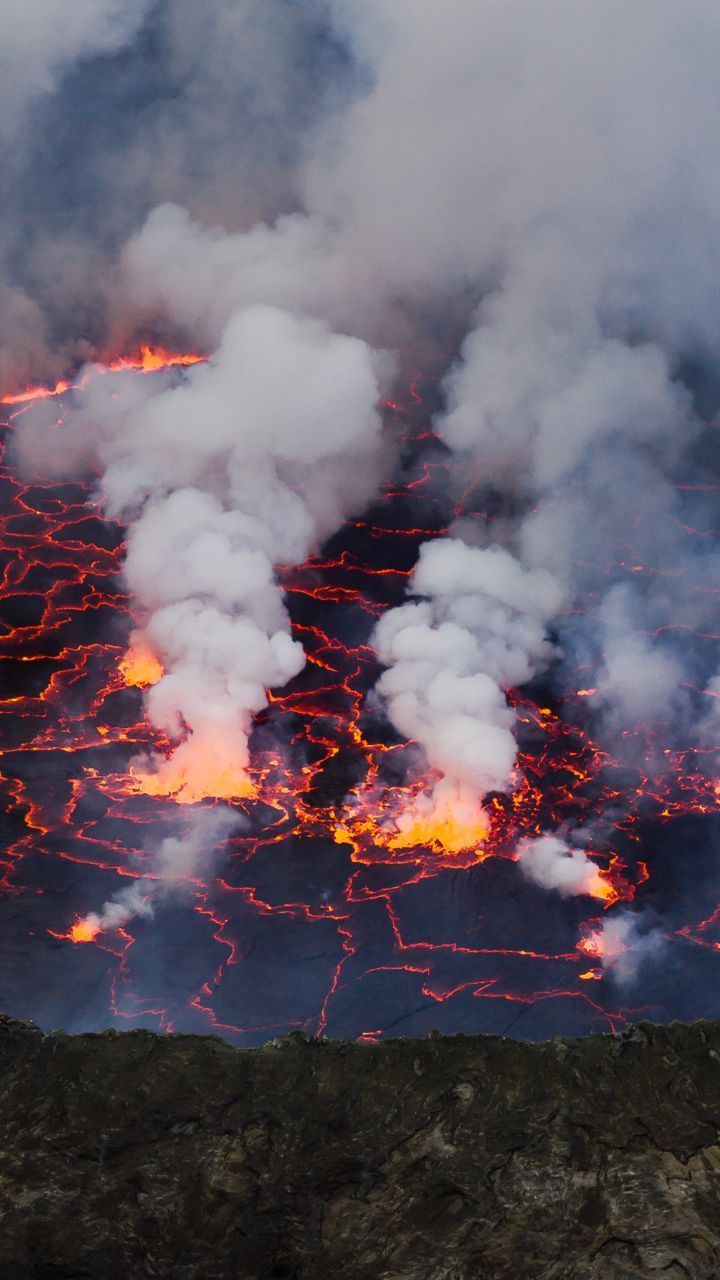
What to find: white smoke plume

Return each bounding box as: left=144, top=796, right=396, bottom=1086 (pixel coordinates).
left=517, top=835, right=607, bottom=900
left=17, top=305, right=387, bottom=801
left=75, top=807, right=237, bottom=936
left=371, top=539, right=564, bottom=833
left=580, top=912, right=664, bottom=987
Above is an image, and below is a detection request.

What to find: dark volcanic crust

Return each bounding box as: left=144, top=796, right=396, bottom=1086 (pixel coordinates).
left=1, top=1016, right=720, bottom=1279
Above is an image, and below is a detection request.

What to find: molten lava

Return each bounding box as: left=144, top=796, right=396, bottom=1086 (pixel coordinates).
left=128, top=740, right=255, bottom=806
left=48, top=917, right=101, bottom=945
left=119, top=637, right=164, bottom=688
left=335, top=780, right=491, bottom=864
left=385, top=787, right=490, bottom=858
left=69, top=918, right=101, bottom=944
left=0, top=345, right=205, bottom=406
left=2, top=352, right=720, bottom=1044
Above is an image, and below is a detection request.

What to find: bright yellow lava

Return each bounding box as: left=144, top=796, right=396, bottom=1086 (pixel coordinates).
left=335, top=788, right=490, bottom=859
left=69, top=919, right=100, bottom=944
left=120, top=642, right=164, bottom=688
left=385, top=809, right=488, bottom=856
left=129, top=753, right=254, bottom=805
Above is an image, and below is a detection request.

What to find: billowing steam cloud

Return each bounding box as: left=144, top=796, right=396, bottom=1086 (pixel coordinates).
left=371, top=539, right=563, bottom=841
left=517, top=835, right=608, bottom=901
left=17, top=305, right=386, bottom=803
left=8, top=1, right=720, bottom=967
left=105, top=1, right=720, bottom=767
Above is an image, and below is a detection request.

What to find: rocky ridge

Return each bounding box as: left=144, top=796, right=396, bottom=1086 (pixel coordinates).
left=1, top=1015, right=720, bottom=1278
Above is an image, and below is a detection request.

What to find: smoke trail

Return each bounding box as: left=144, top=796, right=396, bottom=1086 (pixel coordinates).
left=69, top=808, right=237, bottom=940
left=579, top=912, right=664, bottom=986
left=516, top=835, right=609, bottom=901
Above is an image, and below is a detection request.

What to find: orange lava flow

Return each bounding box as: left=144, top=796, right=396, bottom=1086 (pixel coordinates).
left=335, top=783, right=491, bottom=864
left=2, top=362, right=720, bottom=1043
left=0, top=345, right=205, bottom=405
left=385, top=795, right=490, bottom=858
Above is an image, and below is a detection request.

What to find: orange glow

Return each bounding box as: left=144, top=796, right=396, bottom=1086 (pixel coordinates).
left=577, top=935, right=599, bottom=958
left=588, top=870, right=617, bottom=903
left=579, top=968, right=602, bottom=980
left=70, top=918, right=100, bottom=944
left=48, top=917, right=100, bottom=944
left=119, top=640, right=164, bottom=688
left=0, top=378, right=72, bottom=406
left=129, top=745, right=254, bottom=805
left=385, top=803, right=489, bottom=857
left=577, top=920, right=630, bottom=969
left=335, top=782, right=490, bottom=861
left=106, top=345, right=205, bottom=376
left=0, top=344, right=205, bottom=406
left=587, top=852, right=632, bottom=907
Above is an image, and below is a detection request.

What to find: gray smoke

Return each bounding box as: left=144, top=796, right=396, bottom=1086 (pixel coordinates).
left=77, top=807, right=237, bottom=936
left=580, top=912, right=664, bottom=986
left=8, top=1, right=720, bottom=959
left=0, top=0, right=357, bottom=389
left=16, top=306, right=387, bottom=804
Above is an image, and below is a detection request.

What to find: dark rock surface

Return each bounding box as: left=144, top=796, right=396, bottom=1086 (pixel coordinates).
left=2, top=1016, right=720, bottom=1279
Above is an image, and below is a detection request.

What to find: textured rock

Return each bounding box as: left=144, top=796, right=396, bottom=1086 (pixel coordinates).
left=1, top=1016, right=720, bottom=1278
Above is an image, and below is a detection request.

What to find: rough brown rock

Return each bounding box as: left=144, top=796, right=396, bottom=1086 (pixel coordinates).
left=1, top=1015, right=720, bottom=1278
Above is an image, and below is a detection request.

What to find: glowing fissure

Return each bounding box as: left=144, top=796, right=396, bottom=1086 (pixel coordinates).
left=3, top=353, right=718, bottom=1042
left=0, top=346, right=205, bottom=407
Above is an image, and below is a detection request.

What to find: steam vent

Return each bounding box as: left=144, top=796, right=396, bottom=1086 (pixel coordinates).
left=6, top=2, right=720, bottom=1278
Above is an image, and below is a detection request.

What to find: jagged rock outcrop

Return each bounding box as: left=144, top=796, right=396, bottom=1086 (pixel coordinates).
left=1, top=1015, right=720, bottom=1278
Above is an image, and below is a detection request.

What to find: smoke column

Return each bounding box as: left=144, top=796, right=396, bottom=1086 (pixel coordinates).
left=17, top=307, right=386, bottom=806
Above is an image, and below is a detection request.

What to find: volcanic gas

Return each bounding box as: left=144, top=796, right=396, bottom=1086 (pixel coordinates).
left=2, top=352, right=720, bottom=1044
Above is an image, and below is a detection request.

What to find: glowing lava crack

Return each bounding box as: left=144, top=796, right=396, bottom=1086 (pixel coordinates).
left=1, top=354, right=720, bottom=1045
